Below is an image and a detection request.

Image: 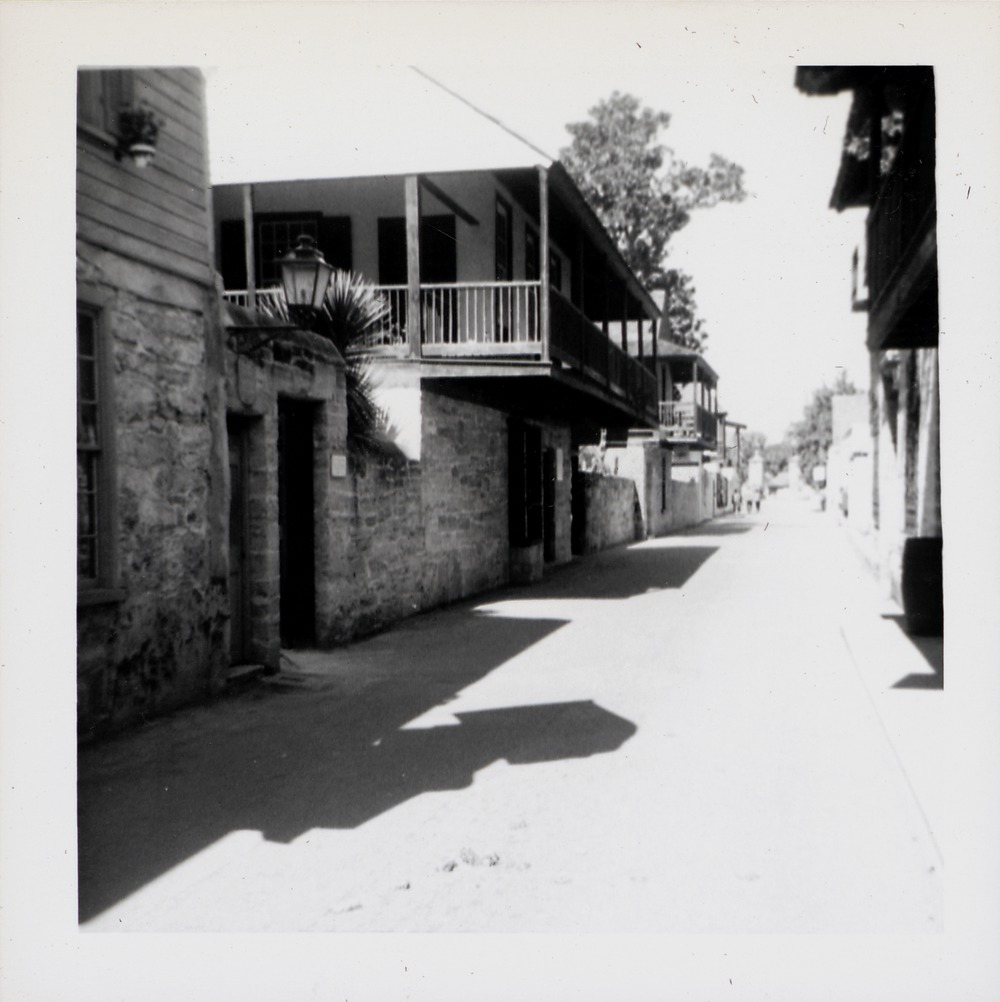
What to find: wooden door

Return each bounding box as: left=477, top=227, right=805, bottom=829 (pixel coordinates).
left=543, top=447, right=557, bottom=563
left=278, top=400, right=316, bottom=648
left=227, top=419, right=251, bottom=664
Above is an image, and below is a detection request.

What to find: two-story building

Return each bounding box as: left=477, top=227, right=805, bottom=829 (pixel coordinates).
left=796, top=66, right=942, bottom=635
left=213, top=165, right=662, bottom=618
left=76, top=67, right=234, bottom=736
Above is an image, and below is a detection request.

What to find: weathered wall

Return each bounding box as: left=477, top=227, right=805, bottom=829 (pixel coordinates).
left=605, top=439, right=676, bottom=538
left=76, top=263, right=228, bottom=739
left=669, top=476, right=705, bottom=531
left=319, top=388, right=511, bottom=642
left=872, top=347, right=941, bottom=605
left=580, top=473, right=642, bottom=553
left=225, top=326, right=346, bottom=665
left=76, top=68, right=229, bottom=740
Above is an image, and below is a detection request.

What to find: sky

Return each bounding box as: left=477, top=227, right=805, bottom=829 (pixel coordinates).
left=206, top=59, right=869, bottom=441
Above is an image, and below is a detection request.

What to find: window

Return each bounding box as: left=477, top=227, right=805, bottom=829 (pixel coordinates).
left=77, top=303, right=119, bottom=596
left=257, top=217, right=320, bottom=286
left=549, top=249, right=563, bottom=291
left=525, top=227, right=540, bottom=338
left=77, top=309, right=101, bottom=581
left=525, top=226, right=539, bottom=281
left=509, top=422, right=543, bottom=547
left=77, top=69, right=134, bottom=136
left=495, top=197, right=513, bottom=281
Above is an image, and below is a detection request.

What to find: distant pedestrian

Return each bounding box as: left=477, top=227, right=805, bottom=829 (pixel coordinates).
left=733, top=489, right=741, bottom=514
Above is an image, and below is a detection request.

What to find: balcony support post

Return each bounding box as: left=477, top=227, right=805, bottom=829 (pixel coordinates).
left=242, top=183, right=256, bottom=312
left=538, top=166, right=550, bottom=361
left=405, top=174, right=422, bottom=358
left=620, top=283, right=627, bottom=354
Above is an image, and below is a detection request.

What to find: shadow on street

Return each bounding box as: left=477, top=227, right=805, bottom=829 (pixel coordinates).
left=883, top=615, right=944, bottom=689
left=523, top=544, right=719, bottom=600
left=78, top=605, right=636, bottom=922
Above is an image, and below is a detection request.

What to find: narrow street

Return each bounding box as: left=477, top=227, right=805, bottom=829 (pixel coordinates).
left=78, top=492, right=944, bottom=933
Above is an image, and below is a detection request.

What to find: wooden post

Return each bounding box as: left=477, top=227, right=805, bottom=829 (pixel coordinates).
left=638, top=315, right=644, bottom=361
left=620, top=284, right=628, bottom=354
left=538, top=166, right=550, bottom=361
left=242, top=184, right=256, bottom=311
left=405, top=175, right=422, bottom=358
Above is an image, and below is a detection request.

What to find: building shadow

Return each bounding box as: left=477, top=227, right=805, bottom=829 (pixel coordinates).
left=677, top=522, right=755, bottom=537
left=78, top=611, right=636, bottom=922
left=883, top=614, right=944, bottom=689
left=523, top=544, right=719, bottom=600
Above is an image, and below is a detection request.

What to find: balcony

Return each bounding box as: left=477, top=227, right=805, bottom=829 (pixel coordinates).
left=659, top=400, right=717, bottom=447
left=222, top=279, right=659, bottom=425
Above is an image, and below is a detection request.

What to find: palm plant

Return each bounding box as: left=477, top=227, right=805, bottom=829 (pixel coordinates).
left=256, top=270, right=396, bottom=456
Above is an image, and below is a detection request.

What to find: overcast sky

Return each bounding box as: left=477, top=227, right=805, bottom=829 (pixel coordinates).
left=207, top=59, right=868, bottom=441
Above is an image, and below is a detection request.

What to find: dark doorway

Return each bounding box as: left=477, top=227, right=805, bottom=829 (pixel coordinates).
left=509, top=421, right=543, bottom=549
left=278, top=399, right=316, bottom=648
left=543, top=448, right=557, bottom=563
left=227, top=417, right=252, bottom=664
left=571, top=454, right=586, bottom=556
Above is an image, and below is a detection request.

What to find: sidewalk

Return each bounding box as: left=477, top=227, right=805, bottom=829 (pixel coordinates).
left=78, top=495, right=945, bottom=933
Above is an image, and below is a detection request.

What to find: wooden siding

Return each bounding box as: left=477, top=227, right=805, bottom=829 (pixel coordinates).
left=76, top=67, right=214, bottom=291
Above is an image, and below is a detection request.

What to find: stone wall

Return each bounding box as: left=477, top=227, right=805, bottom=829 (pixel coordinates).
left=225, top=324, right=346, bottom=665
left=77, top=258, right=229, bottom=740
left=579, top=473, right=642, bottom=553
left=319, top=388, right=513, bottom=642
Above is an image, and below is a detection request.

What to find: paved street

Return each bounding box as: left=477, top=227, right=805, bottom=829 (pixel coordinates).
left=78, top=492, right=944, bottom=933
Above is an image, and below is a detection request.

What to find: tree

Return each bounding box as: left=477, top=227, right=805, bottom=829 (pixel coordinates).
left=789, top=371, right=857, bottom=487
left=660, top=269, right=708, bottom=352
left=560, top=91, right=747, bottom=349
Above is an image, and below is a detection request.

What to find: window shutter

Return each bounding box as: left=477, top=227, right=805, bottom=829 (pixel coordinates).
left=219, top=219, right=247, bottom=290
left=319, top=216, right=353, bottom=273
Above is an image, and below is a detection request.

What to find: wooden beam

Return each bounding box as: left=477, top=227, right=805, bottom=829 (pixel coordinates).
left=538, top=166, right=550, bottom=361
left=242, top=184, right=256, bottom=311
left=620, top=283, right=627, bottom=353
left=405, top=175, right=422, bottom=358
left=418, top=175, right=479, bottom=227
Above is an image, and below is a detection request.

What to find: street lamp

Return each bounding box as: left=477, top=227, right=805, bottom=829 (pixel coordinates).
left=278, top=235, right=334, bottom=327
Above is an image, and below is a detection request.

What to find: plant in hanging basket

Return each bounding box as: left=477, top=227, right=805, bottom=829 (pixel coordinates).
left=116, top=106, right=162, bottom=166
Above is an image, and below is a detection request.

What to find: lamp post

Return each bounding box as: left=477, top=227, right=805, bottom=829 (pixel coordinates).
left=278, top=235, right=334, bottom=329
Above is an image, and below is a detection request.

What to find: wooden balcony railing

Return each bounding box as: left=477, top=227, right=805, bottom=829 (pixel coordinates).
left=659, top=400, right=717, bottom=443
left=224, top=279, right=657, bottom=422
left=222, top=288, right=284, bottom=312
left=549, top=290, right=658, bottom=418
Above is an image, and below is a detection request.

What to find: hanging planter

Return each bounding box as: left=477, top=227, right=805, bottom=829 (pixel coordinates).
left=115, top=106, right=161, bottom=168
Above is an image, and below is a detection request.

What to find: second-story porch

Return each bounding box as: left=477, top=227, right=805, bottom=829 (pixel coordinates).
left=215, top=164, right=661, bottom=436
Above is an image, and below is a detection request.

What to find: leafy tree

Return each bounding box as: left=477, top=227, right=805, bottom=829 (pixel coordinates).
left=560, top=91, right=747, bottom=350
left=660, top=269, right=708, bottom=352
left=789, top=371, right=857, bottom=487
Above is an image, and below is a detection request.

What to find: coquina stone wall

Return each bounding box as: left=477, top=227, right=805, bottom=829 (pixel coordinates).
left=319, top=389, right=512, bottom=642
left=77, top=257, right=229, bottom=740
left=579, top=472, right=643, bottom=553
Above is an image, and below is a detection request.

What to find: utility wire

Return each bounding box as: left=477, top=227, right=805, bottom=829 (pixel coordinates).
left=409, top=66, right=556, bottom=163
